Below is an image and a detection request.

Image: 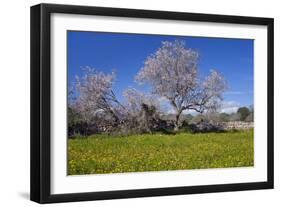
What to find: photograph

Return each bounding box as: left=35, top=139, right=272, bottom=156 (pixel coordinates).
left=67, top=31, right=254, bottom=175
left=30, top=3, right=274, bottom=203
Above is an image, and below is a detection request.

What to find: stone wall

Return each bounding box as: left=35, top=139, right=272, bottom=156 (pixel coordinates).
left=222, top=121, right=254, bottom=130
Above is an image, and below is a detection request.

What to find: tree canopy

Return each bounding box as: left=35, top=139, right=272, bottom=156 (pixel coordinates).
left=136, top=40, right=227, bottom=130
left=237, top=107, right=250, bottom=121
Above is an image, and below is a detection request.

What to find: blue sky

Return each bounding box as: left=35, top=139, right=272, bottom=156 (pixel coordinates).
left=68, top=31, right=254, bottom=114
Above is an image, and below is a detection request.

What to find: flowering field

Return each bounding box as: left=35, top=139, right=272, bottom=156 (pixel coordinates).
left=67, top=130, right=253, bottom=175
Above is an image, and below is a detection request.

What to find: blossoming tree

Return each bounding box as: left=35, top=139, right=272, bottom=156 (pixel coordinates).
left=136, top=40, right=227, bottom=130
left=74, top=67, right=124, bottom=125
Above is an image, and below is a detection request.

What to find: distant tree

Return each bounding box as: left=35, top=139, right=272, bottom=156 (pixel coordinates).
left=182, top=114, right=194, bottom=123
left=68, top=106, right=84, bottom=136
left=245, top=105, right=254, bottom=122
left=180, top=114, right=194, bottom=129
left=190, top=114, right=206, bottom=124
left=246, top=104, right=254, bottom=122
left=245, top=113, right=254, bottom=122
left=136, top=40, right=227, bottom=131
left=219, top=113, right=230, bottom=122
left=237, top=107, right=250, bottom=121
left=229, top=113, right=241, bottom=121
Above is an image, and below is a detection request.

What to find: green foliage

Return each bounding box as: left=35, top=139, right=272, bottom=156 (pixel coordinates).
left=190, top=114, right=206, bottom=124
left=68, top=107, right=86, bottom=136
left=181, top=114, right=194, bottom=123
left=245, top=113, right=254, bottom=122
left=237, top=107, right=250, bottom=121
left=219, top=113, right=230, bottom=122
left=68, top=130, right=254, bottom=175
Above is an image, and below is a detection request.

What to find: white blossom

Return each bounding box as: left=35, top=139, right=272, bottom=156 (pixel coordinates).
left=136, top=40, right=227, bottom=130
left=74, top=66, right=124, bottom=123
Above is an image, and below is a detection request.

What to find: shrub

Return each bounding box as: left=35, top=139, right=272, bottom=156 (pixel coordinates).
left=189, top=120, right=224, bottom=133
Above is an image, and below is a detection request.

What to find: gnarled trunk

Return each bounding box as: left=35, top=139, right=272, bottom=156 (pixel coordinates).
left=174, top=111, right=181, bottom=131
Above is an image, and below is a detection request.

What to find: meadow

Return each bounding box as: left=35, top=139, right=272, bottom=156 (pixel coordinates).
left=68, top=130, right=254, bottom=175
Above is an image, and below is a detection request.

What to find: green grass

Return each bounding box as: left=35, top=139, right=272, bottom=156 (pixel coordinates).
left=68, top=130, right=254, bottom=175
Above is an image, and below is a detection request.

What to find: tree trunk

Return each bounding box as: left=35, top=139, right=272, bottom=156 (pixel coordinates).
left=174, top=112, right=181, bottom=131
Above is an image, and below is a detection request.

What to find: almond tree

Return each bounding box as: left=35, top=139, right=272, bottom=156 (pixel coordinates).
left=136, top=40, right=227, bottom=131
left=74, top=67, right=124, bottom=125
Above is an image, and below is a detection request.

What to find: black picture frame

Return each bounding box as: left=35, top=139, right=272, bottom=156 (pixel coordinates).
left=30, top=3, right=274, bottom=204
